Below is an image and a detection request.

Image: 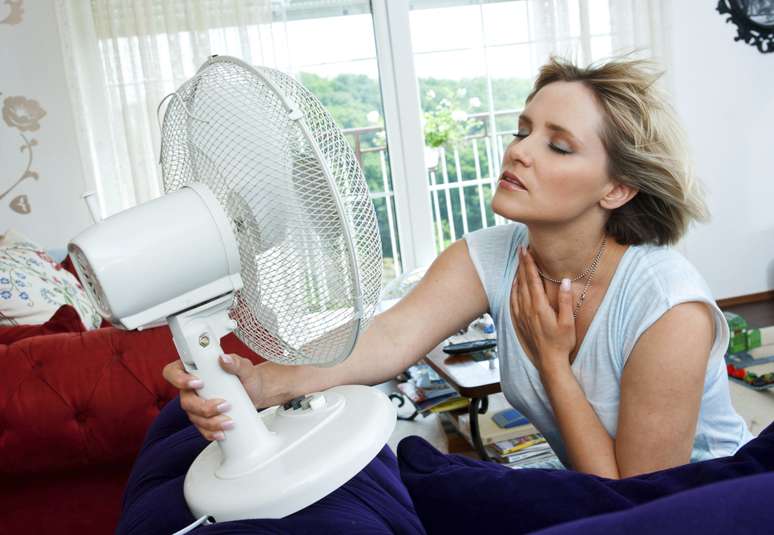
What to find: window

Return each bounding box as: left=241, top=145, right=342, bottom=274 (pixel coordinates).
left=407, top=0, right=658, bottom=252
left=60, top=0, right=661, bottom=279
left=68, top=0, right=403, bottom=279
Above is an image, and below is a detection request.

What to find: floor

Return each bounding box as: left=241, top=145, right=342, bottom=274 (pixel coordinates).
left=376, top=380, right=456, bottom=456
left=381, top=299, right=774, bottom=456
left=721, top=299, right=774, bottom=435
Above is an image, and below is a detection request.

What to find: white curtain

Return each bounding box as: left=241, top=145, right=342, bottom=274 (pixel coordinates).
left=524, top=0, right=663, bottom=67
left=57, top=0, right=276, bottom=217
left=58, top=0, right=664, bottom=219
left=460, top=0, right=664, bottom=197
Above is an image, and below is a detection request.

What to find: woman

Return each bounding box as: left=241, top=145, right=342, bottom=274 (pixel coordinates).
left=163, top=56, right=751, bottom=479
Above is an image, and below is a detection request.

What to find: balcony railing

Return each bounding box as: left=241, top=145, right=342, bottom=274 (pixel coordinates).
left=342, top=108, right=520, bottom=278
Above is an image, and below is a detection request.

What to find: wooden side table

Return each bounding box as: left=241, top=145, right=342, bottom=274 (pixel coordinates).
left=423, top=344, right=501, bottom=460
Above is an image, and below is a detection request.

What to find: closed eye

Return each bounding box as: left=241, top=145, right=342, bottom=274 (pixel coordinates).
left=550, top=144, right=572, bottom=155
left=513, top=132, right=573, bottom=155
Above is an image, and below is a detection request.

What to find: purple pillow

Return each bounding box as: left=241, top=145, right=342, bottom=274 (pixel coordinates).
left=398, top=422, right=774, bottom=535
left=532, top=471, right=774, bottom=534
left=118, top=397, right=426, bottom=535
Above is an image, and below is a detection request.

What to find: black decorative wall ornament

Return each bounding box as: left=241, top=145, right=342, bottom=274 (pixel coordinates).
left=718, top=0, right=774, bottom=53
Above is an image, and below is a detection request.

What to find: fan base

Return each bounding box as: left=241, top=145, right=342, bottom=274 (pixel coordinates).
left=183, top=384, right=396, bottom=522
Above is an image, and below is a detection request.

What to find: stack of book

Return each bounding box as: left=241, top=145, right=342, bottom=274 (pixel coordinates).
left=454, top=394, right=559, bottom=467
left=488, top=435, right=555, bottom=467
left=457, top=410, right=537, bottom=446
left=396, top=363, right=469, bottom=414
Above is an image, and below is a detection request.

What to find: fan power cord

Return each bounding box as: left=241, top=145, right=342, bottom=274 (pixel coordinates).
left=172, top=514, right=215, bottom=534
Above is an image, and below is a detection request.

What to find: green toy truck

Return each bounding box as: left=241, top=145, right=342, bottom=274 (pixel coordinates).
left=724, top=312, right=762, bottom=354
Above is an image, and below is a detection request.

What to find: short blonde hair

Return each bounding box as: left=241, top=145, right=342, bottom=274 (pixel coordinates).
left=527, top=56, right=707, bottom=246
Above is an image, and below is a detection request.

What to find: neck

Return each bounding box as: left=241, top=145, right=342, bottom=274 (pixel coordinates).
left=526, top=215, right=609, bottom=281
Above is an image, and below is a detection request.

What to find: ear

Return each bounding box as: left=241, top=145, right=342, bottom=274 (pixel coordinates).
left=599, top=180, right=638, bottom=210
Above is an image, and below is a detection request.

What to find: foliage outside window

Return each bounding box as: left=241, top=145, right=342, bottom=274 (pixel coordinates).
left=422, top=94, right=475, bottom=149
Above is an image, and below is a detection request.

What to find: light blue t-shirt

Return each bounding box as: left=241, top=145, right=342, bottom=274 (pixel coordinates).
left=464, top=223, right=752, bottom=468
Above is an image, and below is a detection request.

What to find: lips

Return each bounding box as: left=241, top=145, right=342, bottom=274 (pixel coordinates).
left=500, top=170, right=527, bottom=190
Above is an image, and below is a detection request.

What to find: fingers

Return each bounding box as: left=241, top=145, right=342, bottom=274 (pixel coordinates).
left=178, top=388, right=228, bottom=418
left=164, top=358, right=238, bottom=442
left=219, top=353, right=250, bottom=379
left=189, top=412, right=235, bottom=441
left=557, top=278, right=575, bottom=328
left=179, top=389, right=234, bottom=441
left=510, top=263, right=521, bottom=320
left=163, top=354, right=246, bottom=390
left=162, top=360, right=202, bottom=390
left=516, top=247, right=533, bottom=323
left=521, top=247, right=550, bottom=312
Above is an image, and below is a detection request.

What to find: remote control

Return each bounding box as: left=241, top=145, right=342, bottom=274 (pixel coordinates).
left=442, top=338, right=497, bottom=355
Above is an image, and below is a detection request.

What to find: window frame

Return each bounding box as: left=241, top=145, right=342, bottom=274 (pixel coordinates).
left=371, top=0, right=437, bottom=272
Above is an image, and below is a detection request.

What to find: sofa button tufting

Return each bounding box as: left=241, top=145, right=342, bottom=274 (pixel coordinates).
left=75, top=412, right=87, bottom=423
left=155, top=397, right=165, bottom=409
left=32, top=360, right=43, bottom=369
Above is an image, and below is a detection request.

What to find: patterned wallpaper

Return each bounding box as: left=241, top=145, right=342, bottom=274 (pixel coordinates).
left=1, top=94, right=46, bottom=215
left=0, top=0, right=23, bottom=26
left=0, top=0, right=92, bottom=248
left=1, top=0, right=44, bottom=216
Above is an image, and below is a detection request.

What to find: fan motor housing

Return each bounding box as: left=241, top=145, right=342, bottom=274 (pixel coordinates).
left=68, top=184, right=243, bottom=330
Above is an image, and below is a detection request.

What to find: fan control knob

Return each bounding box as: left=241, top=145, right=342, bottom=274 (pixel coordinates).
left=308, top=394, right=325, bottom=411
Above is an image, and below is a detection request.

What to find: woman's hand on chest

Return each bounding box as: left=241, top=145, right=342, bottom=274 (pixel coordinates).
left=510, top=246, right=577, bottom=377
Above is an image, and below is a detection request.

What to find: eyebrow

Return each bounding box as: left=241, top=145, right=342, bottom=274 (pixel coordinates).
left=518, top=113, right=584, bottom=148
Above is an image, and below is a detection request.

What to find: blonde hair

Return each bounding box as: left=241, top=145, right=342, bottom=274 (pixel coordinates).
left=527, top=55, right=708, bottom=246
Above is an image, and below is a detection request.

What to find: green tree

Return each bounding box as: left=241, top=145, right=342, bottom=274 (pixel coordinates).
left=300, top=72, right=534, bottom=265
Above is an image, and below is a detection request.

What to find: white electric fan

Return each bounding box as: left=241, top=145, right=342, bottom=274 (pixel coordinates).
left=67, top=55, right=396, bottom=522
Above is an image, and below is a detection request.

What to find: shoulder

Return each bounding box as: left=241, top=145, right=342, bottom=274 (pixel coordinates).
left=463, top=222, right=526, bottom=264
left=615, top=244, right=722, bottom=359
left=622, top=245, right=712, bottom=306
left=462, top=222, right=526, bottom=309
left=464, top=222, right=526, bottom=248
left=464, top=222, right=526, bottom=272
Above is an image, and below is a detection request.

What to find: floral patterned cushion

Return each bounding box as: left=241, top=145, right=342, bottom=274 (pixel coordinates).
left=0, top=230, right=101, bottom=329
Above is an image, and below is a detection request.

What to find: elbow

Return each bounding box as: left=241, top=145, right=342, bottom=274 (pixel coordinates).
left=590, top=467, right=621, bottom=480
left=574, top=462, right=621, bottom=480
left=616, top=453, right=693, bottom=479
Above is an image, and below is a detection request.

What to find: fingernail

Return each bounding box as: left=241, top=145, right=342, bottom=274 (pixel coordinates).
left=221, top=420, right=235, bottom=430
left=561, top=278, right=571, bottom=291
left=187, top=379, right=204, bottom=389
left=216, top=402, right=231, bottom=413
left=220, top=354, right=233, bottom=364
left=213, top=432, right=225, bottom=441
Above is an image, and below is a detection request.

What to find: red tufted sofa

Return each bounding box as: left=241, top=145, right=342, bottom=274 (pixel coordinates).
left=1, top=295, right=264, bottom=533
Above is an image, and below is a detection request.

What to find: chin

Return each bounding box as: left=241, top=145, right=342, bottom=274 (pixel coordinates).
left=491, top=189, right=527, bottom=222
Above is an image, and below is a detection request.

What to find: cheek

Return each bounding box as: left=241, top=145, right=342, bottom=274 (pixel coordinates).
left=539, top=162, right=605, bottom=203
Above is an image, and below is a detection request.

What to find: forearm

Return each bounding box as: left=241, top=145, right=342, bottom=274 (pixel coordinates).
left=542, top=364, right=620, bottom=479
left=251, top=240, right=487, bottom=408
left=256, top=310, right=431, bottom=407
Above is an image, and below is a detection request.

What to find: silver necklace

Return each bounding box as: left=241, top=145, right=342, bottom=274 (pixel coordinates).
left=534, top=236, right=607, bottom=284
left=532, top=236, right=607, bottom=318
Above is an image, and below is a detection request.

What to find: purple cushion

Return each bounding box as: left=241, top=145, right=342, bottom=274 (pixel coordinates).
left=532, top=471, right=774, bottom=534
left=118, top=398, right=426, bottom=535
left=398, top=422, right=774, bottom=535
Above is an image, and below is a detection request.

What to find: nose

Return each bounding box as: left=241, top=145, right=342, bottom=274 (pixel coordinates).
left=504, top=135, right=533, bottom=168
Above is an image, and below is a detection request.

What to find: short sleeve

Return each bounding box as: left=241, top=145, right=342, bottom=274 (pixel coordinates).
left=617, top=247, right=729, bottom=369
left=463, top=223, right=526, bottom=315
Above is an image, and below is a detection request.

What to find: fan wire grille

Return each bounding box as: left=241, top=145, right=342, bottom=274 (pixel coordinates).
left=160, top=57, right=382, bottom=366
